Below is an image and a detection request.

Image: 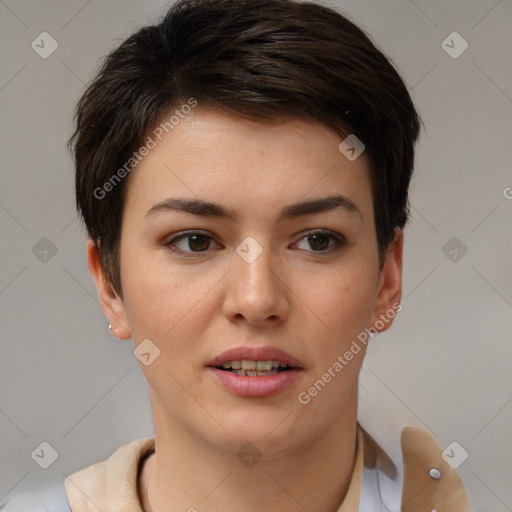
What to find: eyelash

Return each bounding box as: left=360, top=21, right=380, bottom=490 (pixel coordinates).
left=163, top=229, right=347, bottom=258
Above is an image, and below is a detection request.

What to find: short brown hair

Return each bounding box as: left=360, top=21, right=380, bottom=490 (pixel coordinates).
left=70, top=0, right=421, bottom=297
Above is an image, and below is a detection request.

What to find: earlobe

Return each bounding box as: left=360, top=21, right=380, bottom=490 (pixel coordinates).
left=86, top=239, right=131, bottom=340
left=370, top=229, right=404, bottom=333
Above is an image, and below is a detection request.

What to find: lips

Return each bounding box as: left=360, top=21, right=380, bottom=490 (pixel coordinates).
left=206, top=345, right=304, bottom=397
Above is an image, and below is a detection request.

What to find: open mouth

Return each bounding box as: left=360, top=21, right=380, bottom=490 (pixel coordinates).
left=208, top=350, right=303, bottom=396
left=216, top=360, right=295, bottom=376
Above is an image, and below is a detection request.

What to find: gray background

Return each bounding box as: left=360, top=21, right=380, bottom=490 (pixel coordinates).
left=1, top=0, right=511, bottom=510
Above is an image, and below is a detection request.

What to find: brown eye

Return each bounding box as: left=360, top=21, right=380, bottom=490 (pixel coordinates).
left=294, top=230, right=346, bottom=253
left=306, top=233, right=331, bottom=251
left=185, top=234, right=211, bottom=252
left=165, top=231, right=219, bottom=255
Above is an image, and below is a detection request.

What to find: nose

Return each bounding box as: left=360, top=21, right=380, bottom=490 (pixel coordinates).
left=222, top=239, right=290, bottom=326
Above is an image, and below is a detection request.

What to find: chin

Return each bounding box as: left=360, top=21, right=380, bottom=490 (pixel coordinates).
left=213, top=403, right=302, bottom=451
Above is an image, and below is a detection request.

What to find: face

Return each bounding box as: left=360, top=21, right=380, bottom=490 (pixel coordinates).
left=88, top=105, right=402, bottom=457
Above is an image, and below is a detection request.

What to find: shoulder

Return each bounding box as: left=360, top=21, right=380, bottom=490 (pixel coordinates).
left=64, top=436, right=155, bottom=511
left=359, top=424, right=472, bottom=511
left=399, top=425, right=472, bottom=511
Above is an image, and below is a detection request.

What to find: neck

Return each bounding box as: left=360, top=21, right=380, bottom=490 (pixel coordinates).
left=140, top=398, right=359, bottom=512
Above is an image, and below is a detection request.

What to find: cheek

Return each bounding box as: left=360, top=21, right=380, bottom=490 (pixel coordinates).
left=120, top=252, right=221, bottom=350
left=304, top=264, right=378, bottom=350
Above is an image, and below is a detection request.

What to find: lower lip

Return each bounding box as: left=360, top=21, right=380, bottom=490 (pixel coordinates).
left=207, top=367, right=303, bottom=397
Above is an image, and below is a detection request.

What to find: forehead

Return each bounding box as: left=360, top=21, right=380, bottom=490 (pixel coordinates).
left=122, top=106, right=373, bottom=220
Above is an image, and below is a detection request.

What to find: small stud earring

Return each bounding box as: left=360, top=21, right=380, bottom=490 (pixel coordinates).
left=108, top=324, right=119, bottom=336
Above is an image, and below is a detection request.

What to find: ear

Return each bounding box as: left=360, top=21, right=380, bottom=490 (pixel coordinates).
left=370, top=229, right=403, bottom=333
left=86, top=239, right=131, bottom=340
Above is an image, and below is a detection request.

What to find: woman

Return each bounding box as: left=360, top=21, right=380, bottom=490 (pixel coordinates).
left=51, top=0, right=474, bottom=509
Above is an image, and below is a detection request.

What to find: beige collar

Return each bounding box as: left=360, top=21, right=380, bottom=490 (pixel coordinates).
left=64, top=424, right=472, bottom=511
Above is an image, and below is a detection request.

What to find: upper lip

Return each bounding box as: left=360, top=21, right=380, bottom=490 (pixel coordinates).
left=207, top=346, right=303, bottom=368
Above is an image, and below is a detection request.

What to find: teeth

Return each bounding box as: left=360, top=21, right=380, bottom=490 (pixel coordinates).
left=232, top=368, right=280, bottom=376
left=222, top=360, right=287, bottom=371
left=241, top=360, right=256, bottom=371
left=218, top=359, right=291, bottom=376
left=257, top=360, right=274, bottom=371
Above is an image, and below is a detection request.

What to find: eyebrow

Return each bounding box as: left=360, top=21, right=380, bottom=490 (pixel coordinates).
left=145, top=194, right=362, bottom=222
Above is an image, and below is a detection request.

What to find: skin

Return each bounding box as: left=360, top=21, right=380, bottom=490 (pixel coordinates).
left=86, top=105, right=403, bottom=512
